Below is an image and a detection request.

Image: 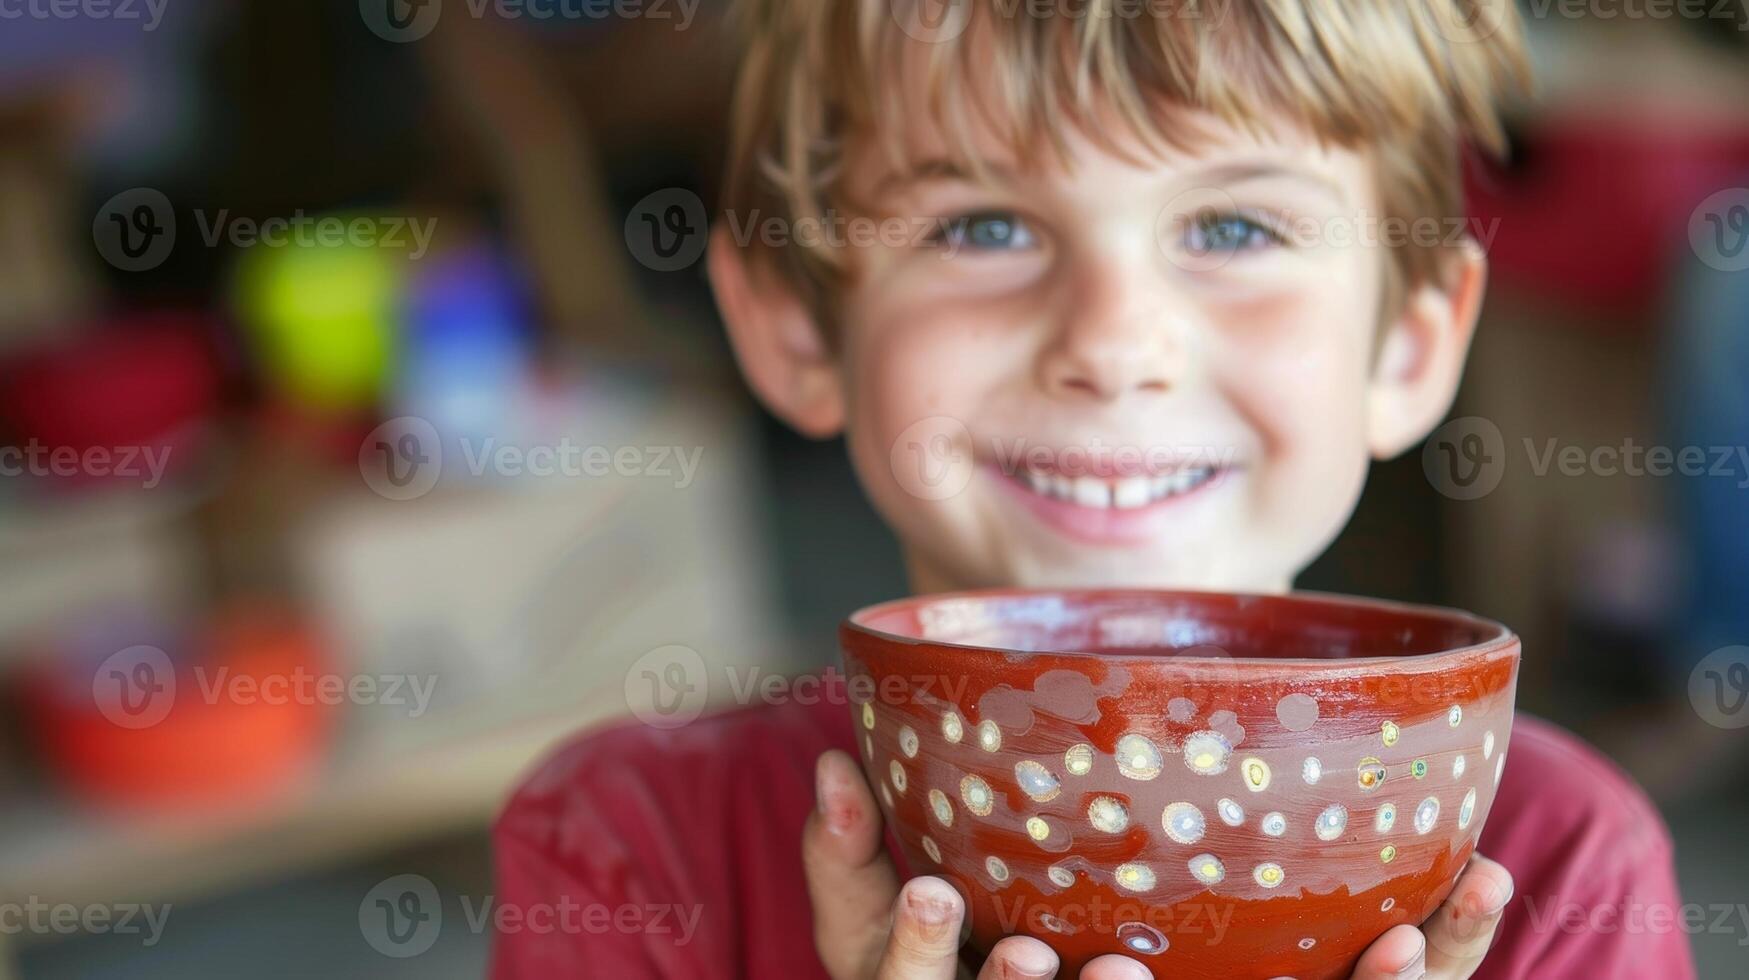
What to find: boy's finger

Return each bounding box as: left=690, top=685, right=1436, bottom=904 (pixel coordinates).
left=1346, top=923, right=1426, bottom=980
left=1077, top=954, right=1154, bottom=979
left=805, top=749, right=902, bottom=978
left=1424, top=855, right=1514, bottom=975
left=876, top=877, right=966, bottom=980
left=974, top=936, right=1058, bottom=979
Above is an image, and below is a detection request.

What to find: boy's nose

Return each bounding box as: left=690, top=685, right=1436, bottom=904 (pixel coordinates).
left=1038, top=282, right=1186, bottom=402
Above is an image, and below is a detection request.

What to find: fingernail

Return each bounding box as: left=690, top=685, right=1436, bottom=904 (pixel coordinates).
left=905, top=887, right=951, bottom=928
left=1002, top=943, right=1055, bottom=977
left=1393, top=935, right=1426, bottom=976
left=1482, top=881, right=1514, bottom=916
left=814, top=756, right=830, bottom=816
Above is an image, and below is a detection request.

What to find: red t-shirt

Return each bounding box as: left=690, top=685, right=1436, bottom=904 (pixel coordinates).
left=489, top=694, right=1693, bottom=978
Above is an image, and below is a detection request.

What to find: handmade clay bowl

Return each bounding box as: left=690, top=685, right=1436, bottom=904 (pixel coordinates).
left=839, top=590, right=1518, bottom=980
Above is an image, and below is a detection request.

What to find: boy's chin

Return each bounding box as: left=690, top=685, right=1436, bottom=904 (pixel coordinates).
left=908, top=543, right=1292, bottom=596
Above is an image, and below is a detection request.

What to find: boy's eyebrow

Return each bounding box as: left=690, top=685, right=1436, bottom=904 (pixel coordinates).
left=871, top=158, right=1017, bottom=195
left=873, top=157, right=1351, bottom=205
left=1177, top=162, right=1351, bottom=206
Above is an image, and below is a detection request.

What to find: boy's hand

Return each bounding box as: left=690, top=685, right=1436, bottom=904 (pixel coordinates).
left=805, top=749, right=1513, bottom=980
left=1348, top=855, right=1514, bottom=980
left=805, top=750, right=1151, bottom=979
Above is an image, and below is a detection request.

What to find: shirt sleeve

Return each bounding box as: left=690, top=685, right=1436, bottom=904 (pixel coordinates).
left=489, top=818, right=668, bottom=979
left=486, top=700, right=843, bottom=980
left=1498, top=832, right=1695, bottom=980
left=486, top=738, right=726, bottom=980
left=1473, top=717, right=1698, bottom=980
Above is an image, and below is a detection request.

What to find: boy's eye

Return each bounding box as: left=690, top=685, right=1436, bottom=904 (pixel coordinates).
left=934, top=211, right=1038, bottom=252
left=1183, top=209, right=1287, bottom=256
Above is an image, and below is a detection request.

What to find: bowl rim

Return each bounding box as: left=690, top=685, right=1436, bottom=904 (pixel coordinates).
left=842, top=587, right=1518, bottom=668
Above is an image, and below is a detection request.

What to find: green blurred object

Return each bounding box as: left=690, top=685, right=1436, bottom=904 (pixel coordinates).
left=235, top=226, right=403, bottom=412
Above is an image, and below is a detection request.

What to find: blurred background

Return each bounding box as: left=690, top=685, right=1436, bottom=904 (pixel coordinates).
left=0, top=1, right=1744, bottom=977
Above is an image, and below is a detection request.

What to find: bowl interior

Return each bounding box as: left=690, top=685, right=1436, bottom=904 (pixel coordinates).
left=849, top=590, right=1506, bottom=662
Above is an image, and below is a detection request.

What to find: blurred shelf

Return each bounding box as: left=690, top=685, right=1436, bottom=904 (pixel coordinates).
left=0, top=484, right=209, bottom=663
left=0, top=688, right=615, bottom=940
left=0, top=385, right=811, bottom=943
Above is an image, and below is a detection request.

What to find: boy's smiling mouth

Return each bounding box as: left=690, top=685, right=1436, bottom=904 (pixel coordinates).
left=988, top=458, right=1237, bottom=547
left=1014, top=464, right=1222, bottom=509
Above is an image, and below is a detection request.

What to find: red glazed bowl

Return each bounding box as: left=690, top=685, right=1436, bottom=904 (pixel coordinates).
left=838, top=590, right=1519, bottom=980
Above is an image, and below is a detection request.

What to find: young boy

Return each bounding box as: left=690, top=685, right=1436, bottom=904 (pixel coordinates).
left=491, top=2, right=1693, bottom=977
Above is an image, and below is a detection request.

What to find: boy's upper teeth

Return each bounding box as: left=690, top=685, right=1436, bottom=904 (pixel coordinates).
left=1019, top=466, right=1216, bottom=507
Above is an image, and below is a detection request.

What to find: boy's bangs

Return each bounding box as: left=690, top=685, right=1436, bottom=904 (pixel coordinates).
left=848, top=0, right=1516, bottom=191
left=727, top=0, right=1528, bottom=302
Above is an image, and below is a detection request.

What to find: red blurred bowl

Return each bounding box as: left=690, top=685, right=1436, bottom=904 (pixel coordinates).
left=839, top=590, right=1519, bottom=980
left=20, top=606, right=336, bottom=812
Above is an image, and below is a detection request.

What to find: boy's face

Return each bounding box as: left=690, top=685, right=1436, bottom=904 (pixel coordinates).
left=713, top=98, right=1484, bottom=595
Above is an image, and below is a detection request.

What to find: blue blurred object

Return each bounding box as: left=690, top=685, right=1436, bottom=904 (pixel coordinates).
left=394, top=242, right=537, bottom=463
left=1664, top=203, right=1749, bottom=664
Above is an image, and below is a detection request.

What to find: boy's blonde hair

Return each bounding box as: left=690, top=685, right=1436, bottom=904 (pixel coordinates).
left=724, top=0, right=1530, bottom=315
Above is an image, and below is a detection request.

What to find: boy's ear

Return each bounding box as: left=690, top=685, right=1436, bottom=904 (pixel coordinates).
left=708, top=226, right=845, bottom=438
left=1366, top=241, right=1487, bottom=460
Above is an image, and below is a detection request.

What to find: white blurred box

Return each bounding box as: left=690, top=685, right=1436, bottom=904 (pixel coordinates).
left=296, top=386, right=803, bottom=754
